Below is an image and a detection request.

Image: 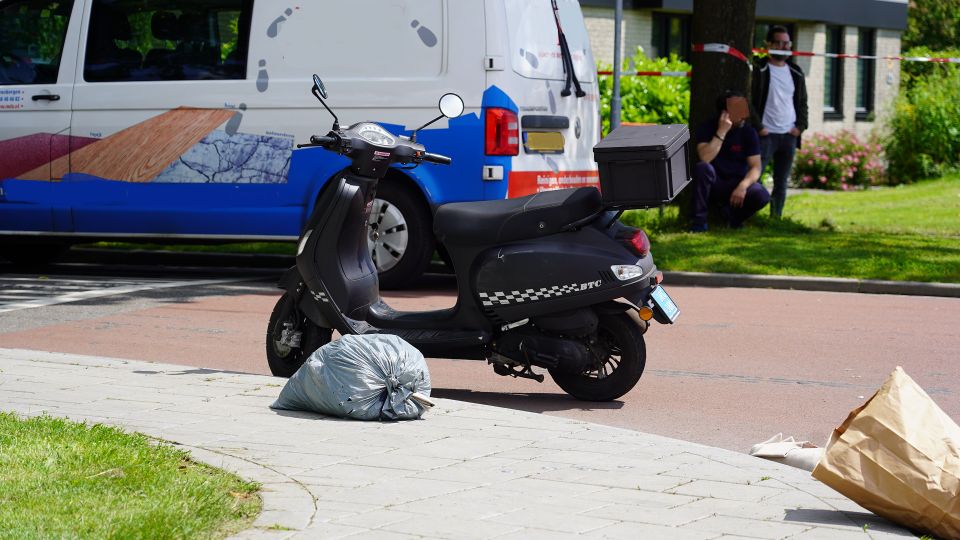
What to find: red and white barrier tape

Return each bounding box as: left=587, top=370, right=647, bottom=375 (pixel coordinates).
left=757, top=48, right=960, bottom=63
left=597, top=44, right=960, bottom=77
left=597, top=70, right=690, bottom=77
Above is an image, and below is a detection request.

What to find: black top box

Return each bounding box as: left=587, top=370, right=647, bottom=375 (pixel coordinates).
left=593, top=124, right=691, bottom=209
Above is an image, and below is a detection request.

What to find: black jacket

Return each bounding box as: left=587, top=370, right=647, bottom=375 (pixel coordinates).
left=750, top=57, right=808, bottom=145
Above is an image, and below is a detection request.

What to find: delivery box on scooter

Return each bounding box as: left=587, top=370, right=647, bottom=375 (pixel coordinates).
left=593, top=124, right=691, bottom=209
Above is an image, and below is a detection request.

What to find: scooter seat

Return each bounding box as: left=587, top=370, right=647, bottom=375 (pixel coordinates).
left=434, top=187, right=602, bottom=246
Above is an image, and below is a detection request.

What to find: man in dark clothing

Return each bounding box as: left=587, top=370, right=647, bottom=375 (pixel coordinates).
left=689, top=91, right=770, bottom=232
left=751, top=25, right=808, bottom=218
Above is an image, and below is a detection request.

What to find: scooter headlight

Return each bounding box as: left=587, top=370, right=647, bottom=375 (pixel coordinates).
left=297, top=229, right=313, bottom=256
left=610, top=264, right=643, bottom=281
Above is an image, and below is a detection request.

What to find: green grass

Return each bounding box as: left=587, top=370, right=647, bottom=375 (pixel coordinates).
left=0, top=413, right=261, bottom=540
left=622, top=175, right=960, bottom=283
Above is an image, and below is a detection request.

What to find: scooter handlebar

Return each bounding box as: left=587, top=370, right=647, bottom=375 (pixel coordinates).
left=421, top=152, right=452, bottom=165
left=296, top=135, right=338, bottom=149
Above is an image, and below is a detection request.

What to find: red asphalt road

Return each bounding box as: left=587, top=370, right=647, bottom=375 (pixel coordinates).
left=1, top=284, right=957, bottom=452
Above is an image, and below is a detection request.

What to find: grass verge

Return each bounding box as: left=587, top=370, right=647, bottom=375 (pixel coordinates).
left=0, top=412, right=260, bottom=540
left=622, top=175, right=960, bottom=283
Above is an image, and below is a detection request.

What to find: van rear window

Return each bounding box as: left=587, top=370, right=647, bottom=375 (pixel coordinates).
left=0, top=0, right=74, bottom=86
left=504, top=0, right=594, bottom=83
left=83, top=0, right=252, bottom=83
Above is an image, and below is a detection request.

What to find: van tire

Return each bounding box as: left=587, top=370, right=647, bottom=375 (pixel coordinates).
left=370, top=182, right=434, bottom=289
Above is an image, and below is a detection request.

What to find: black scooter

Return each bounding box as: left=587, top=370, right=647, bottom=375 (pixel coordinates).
left=266, top=75, right=682, bottom=401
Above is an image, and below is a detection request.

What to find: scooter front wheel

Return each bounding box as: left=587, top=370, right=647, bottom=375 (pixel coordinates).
left=265, top=294, right=332, bottom=377
left=549, top=313, right=646, bottom=402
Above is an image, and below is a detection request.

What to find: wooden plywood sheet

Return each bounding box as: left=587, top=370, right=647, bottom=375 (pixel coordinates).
left=18, top=107, right=236, bottom=182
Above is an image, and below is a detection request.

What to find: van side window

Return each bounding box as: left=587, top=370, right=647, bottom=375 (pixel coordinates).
left=0, top=0, right=74, bottom=85
left=83, top=0, right=252, bottom=82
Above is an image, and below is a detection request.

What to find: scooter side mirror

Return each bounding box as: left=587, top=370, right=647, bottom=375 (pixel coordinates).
left=312, top=74, right=328, bottom=99
left=310, top=73, right=339, bottom=130
left=438, top=93, right=464, bottom=119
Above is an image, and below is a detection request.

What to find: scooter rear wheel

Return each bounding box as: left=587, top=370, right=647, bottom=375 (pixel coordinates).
left=549, top=313, right=646, bottom=401
left=266, top=293, right=332, bottom=377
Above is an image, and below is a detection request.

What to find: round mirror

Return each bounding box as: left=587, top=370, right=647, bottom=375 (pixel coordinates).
left=312, top=74, right=328, bottom=99
left=438, top=93, right=464, bottom=119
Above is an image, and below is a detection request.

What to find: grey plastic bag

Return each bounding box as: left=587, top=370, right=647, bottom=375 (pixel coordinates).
left=271, top=334, right=432, bottom=421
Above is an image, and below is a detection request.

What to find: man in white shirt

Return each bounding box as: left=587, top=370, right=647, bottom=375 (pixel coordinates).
left=750, top=25, right=808, bottom=218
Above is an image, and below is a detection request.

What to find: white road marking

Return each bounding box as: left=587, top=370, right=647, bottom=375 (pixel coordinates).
left=0, top=276, right=251, bottom=313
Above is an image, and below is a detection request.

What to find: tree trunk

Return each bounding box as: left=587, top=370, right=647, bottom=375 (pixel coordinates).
left=689, top=0, right=757, bottom=132
left=674, top=0, right=756, bottom=225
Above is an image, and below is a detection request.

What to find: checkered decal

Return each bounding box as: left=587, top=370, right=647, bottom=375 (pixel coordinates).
left=479, top=284, right=582, bottom=307
left=312, top=290, right=330, bottom=303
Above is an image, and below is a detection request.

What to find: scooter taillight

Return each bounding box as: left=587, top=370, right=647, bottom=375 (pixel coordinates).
left=619, top=229, right=650, bottom=257
left=485, top=107, right=519, bottom=156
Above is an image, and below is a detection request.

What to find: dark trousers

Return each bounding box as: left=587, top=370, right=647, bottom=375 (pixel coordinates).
left=690, top=162, right=770, bottom=227
left=760, top=133, right=797, bottom=218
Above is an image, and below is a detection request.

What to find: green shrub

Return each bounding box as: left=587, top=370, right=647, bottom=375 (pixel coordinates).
left=598, top=48, right=691, bottom=135
left=900, top=46, right=960, bottom=90
left=885, top=59, right=960, bottom=182
left=793, top=131, right=885, bottom=190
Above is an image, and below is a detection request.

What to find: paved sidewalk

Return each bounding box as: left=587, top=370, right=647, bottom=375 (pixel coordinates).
left=1, top=348, right=914, bottom=540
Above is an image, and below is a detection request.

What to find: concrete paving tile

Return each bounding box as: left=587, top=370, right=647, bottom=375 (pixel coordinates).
left=763, top=491, right=841, bottom=512
left=587, top=502, right=713, bottom=526
left=332, top=509, right=412, bottom=529
left=685, top=515, right=813, bottom=539
left=296, top=464, right=415, bottom=488
left=399, top=436, right=530, bottom=461
left=585, top=521, right=719, bottom=540
left=670, top=479, right=786, bottom=502
left=311, top=501, right=382, bottom=523
left=838, top=513, right=913, bottom=537
left=411, top=457, right=547, bottom=484
left=488, top=446, right=554, bottom=461
left=316, top=478, right=471, bottom=507
left=492, top=528, right=583, bottom=539
left=229, top=527, right=296, bottom=539
left=291, top=523, right=369, bottom=539
left=345, top=452, right=461, bottom=472
left=568, top=470, right=691, bottom=491
left=784, top=526, right=873, bottom=539
left=497, top=507, right=617, bottom=534
left=387, top=497, right=514, bottom=521
left=587, top=487, right=700, bottom=508
left=493, top=477, right=608, bottom=498
left=253, top=508, right=312, bottom=530
left=675, top=498, right=794, bottom=521
left=664, top=461, right=780, bottom=486
left=340, top=530, right=424, bottom=540
left=381, top=514, right=522, bottom=540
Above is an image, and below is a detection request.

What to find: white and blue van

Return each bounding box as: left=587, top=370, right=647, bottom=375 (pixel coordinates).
left=0, top=0, right=600, bottom=286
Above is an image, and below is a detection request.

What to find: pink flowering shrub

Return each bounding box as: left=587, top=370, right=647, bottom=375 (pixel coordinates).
left=792, top=131, right=886, bottom=190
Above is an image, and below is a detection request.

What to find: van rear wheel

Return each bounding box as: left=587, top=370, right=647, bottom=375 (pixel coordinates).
left=369, top=182, right=433, bottom=289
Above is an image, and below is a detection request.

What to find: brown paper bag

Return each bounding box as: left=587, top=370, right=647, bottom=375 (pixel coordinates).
left=812, top=367, right=960, bottom=539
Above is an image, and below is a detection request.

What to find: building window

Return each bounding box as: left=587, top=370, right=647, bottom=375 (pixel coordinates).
left=651, top=13, right=690, bottom=60
left=83, top=0, right=252, bottom=83
left=856, top=28, right=876, bottom=120
left=823, top=25, right=844, bottom=120
left=0, top=0, right=74, bottom=85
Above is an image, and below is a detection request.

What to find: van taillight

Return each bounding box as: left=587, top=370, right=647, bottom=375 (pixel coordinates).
left=485, top=108, right=519, bottom=155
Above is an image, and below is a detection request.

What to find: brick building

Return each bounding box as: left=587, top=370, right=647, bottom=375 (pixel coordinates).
left=579, top=0, right=909, bottom=138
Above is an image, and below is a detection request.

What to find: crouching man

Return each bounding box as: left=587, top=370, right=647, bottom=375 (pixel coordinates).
left=689, top=90, right=770, bottom=232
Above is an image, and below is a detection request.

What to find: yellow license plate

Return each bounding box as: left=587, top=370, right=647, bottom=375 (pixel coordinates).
left=523, top=131, right=565, bottom=153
